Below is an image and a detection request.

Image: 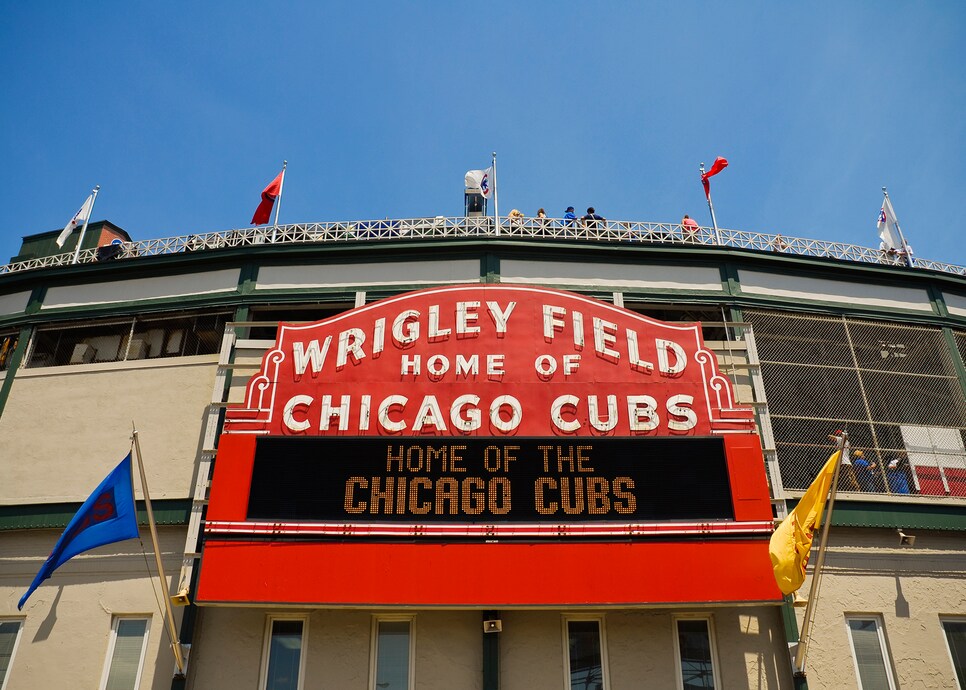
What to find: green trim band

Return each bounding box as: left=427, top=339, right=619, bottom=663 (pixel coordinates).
left=0, top=498, right=192, bottom=531
left=785, top=498, right=966, bottom=531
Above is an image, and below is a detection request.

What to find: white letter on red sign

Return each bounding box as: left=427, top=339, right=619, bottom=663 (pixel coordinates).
left=490, top=395, right=522, bottom=432
left=657, top=339, right=687, bottom=375
left=666, top=394, right=697, bottom=431
left=283, top=394, right=313, bottom=432
left=379, top=395, right=408, bottom=432
left=336, top=328, right=366, bottom=369
left=393, top=309, right=420, bottom=345
left=428, top=305, right=451, bottom=339
left=451, top=394, right=482, bottom=432
left=627, top=395, right=659, bottom=431
left=626, top=329, right=654, bottom=372
left=588, top=395, right=619, bottom=432
left=486, top=301, right=516, bottom=335
left=457, top=301, right=481, bottom=335
left=543, top=305, right=566, bottom=340
left=292, top=337, right=332, bottom=376
left=535, top=354, right=557, bottom=377
left=551, top=394, right=580, bottom=433
left=413, top=396, right=447, bottom=432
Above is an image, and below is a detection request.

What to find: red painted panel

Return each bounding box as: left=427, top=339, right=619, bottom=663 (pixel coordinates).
left=207, top=434, right=256, bottom=521
left=197, top=540, right=782, bottom=606
left=723, top=434, right=773, bottom=522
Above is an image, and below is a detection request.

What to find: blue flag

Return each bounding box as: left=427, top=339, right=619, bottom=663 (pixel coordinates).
left=19, top=453, right=140, bottom=610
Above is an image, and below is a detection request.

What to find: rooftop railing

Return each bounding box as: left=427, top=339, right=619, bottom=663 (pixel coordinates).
left=3, top=216, right=963, bottom=277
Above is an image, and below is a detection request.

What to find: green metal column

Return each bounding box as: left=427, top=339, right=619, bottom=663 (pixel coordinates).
left=482, top=611, right=500, bottom=690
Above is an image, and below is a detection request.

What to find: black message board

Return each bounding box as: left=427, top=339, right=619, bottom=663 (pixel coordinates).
left=247, top=436, right=734, bottom=523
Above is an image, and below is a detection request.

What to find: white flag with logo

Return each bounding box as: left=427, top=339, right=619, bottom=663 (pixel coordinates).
left=877, top=195, right=902, bottom=250
left=464, top=167, right=493, bottom=198
left=56, top=193, right=95, bottom=247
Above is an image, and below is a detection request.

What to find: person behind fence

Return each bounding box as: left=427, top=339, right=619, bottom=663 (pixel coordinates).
left=771, top=234, right=787, bottom=252
left=564, top=206, right=577, bottom=226
left=885, top=457, right=911, bottom=494
left=508, top=209, right=525, bottom=228
left=681, top=214, right=699, bottom=240
left=582, top=207, right=605, bottom=229
left=853, top=450, right=882, bottom=492
left=830, top=430, right=861, bottom=491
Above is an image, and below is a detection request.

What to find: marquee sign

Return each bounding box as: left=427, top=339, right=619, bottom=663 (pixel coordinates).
left=198, top=286, right=780, bottom=606
left=223, top=284, right=755, bottom=437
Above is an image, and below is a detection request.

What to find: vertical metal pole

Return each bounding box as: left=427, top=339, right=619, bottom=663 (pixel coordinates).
left=132, top=424, right=186, bottom=676
left=700, top=164, right=722, bottom=246
left=271, top=161, right=287, bottom=243
left=793, top=432, right=847, bottom=675
left=492, top=152, right=500, bottom=236
left=882, top=187, right=914, bottom=268
left=72, top=185, right=100, bottom=265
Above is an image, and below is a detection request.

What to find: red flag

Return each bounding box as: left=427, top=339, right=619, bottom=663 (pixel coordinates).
left=701, top=156, right=728, bottom=199
left=251, top=169, right=285, bottom=225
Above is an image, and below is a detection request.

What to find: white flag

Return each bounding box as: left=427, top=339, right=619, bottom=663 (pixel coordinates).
left=56, top=193, right=95, bottom=248
left=464, top=167, right=493, bottom=198
left=877, top=195, right=902, bottom=251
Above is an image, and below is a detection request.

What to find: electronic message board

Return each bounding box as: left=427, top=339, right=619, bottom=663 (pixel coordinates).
left=247, top=436, right=734, bottom=528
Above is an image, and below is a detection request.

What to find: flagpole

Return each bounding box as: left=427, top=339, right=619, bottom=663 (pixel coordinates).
left=132, top=424, right=186, bottom=677
left=700, top=164, right=722, bottom=246
left=71, top=185, right=100, bottom=265
left=492, top=152, right=500, bottom=237
left=793, top=431, right=848, bottom=676
left=271, top=161, right=287, bottom=243
left=882, top=187, right=914, bottom=268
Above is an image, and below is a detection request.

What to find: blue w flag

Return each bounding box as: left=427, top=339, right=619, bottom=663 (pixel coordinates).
left=19, top=454, right=140, bottom=610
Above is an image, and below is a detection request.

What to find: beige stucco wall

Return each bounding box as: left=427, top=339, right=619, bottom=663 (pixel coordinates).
left=0, top=527, right=186, bottom=690
left=189, top=609, right=484, bottom=690
left=188, top=606, right=790, bottom=690
left=0, top=356, right=217, bottom=503
left=796, top=528, right=966, bottom=688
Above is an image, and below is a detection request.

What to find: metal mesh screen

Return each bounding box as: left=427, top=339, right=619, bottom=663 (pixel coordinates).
left=746, top=309, right=966, bottom=499
left=25, top=311, right=231, bottom=368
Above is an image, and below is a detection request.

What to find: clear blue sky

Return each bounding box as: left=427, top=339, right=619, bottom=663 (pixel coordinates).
left=2, top=3, right=964, bottom=265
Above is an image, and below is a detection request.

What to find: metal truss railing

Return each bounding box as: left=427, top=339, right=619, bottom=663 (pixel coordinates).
left=3, top=216, right=964, bottom=277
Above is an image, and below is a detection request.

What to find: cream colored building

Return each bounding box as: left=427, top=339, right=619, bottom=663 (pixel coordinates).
left=1, top=217, right=964, bottom=689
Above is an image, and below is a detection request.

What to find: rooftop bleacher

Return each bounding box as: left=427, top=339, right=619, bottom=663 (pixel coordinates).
left=2, top=216, right=961, bottom=277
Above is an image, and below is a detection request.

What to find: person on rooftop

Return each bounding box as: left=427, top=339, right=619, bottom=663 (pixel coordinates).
left=563, top=206, right=577, bottom=227
left=681, top=214, right=699, bottom=241
left=582, top=207, right=605, bottom=229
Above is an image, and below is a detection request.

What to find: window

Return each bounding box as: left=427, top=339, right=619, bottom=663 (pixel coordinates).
left=370, top=617, right=413, bottom=690
left=845, top=616, right=897, bottom=689
left=563, top=616, right=609, bottom=690
left=99, top=617, right=150, bottom=690
left=25, top=311, right=230, bottom=368
left=260, top=617, right=307, bottom=690
left=901, top=425, right=966, bottom=496
left=0, top=620, right=24, bottom=690
left=674, top=616, right=719, bottom=689
left=942, top=618, right=966, bottom=688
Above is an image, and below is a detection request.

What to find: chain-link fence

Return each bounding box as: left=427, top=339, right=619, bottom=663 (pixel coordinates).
left=745, top=309, right=966, bottom=498
left=24, top=311, right=231, bottom=368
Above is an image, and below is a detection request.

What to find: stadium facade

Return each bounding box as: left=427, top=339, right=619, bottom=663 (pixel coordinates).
left=1, top=216, right=965, bottom=690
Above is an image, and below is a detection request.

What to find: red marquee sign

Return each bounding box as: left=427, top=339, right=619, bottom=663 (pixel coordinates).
left=198, top=286, right=780, bottom=607
left=224, top=285, right=754, bottom=437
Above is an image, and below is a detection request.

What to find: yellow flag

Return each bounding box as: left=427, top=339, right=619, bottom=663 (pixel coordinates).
left=769, top=450, right=841, bottom=595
